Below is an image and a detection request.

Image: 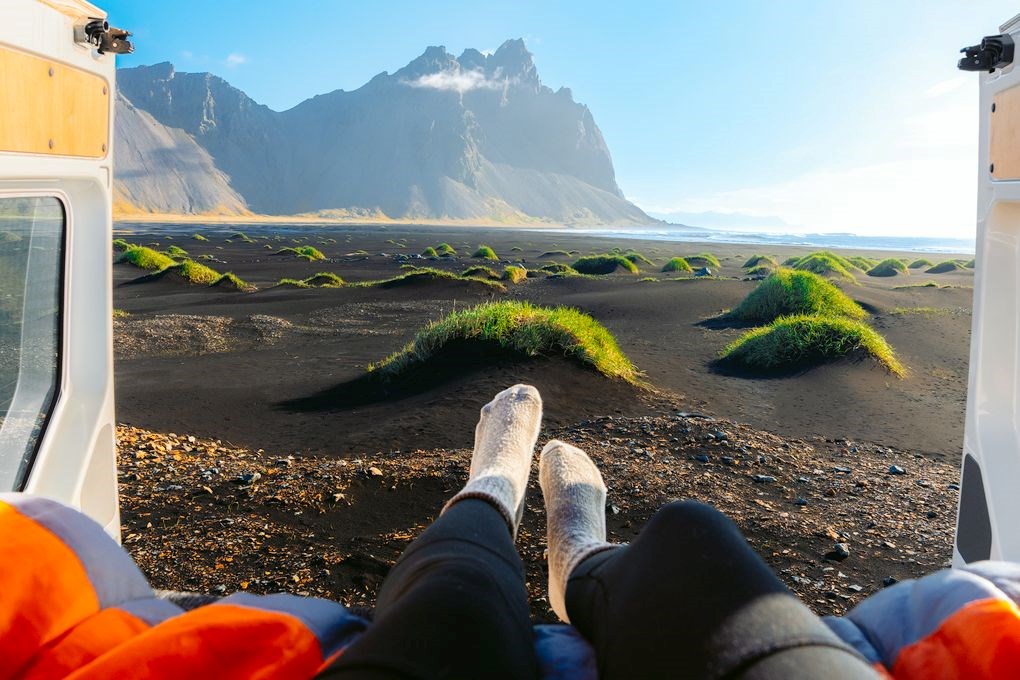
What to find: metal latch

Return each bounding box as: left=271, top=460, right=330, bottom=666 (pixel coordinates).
left=959, top=34, right=1014, bottom=72
left=74, top=19, right=133, bottom=55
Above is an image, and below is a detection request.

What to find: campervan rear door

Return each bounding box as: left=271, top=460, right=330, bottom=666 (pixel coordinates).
left=956, top=15, right=1020, bottom=565
left=0, top=0, right=118, bottom=537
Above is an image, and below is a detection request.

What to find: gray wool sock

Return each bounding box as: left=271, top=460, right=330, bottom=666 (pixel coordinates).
left=539, top=440, right=614, bottom=623
left=442, top=384, right=543, bottom=540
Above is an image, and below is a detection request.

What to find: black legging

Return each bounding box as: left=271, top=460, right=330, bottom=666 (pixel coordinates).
left=566, top=500, right=876, bottom=679
left=321, top=499, right=876, bottom=679
left=319, top=498, right=539, bottom=679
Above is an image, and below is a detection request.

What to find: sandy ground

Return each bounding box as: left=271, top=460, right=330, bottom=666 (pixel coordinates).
left=111, top=224, right=972, bottom=619
left=113, top=224, right=973, bottom=462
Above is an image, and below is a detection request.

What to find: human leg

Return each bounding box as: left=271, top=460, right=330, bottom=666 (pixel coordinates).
left=321, top=385, right=543, bottom=679
left=540, top=440, right=876, bottom=680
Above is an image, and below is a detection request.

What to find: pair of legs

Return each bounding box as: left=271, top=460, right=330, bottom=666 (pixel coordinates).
left=321, top=386, right=875, bottom=679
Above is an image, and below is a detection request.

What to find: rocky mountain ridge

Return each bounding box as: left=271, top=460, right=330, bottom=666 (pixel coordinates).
left=114, top=40, right=655, bottom=225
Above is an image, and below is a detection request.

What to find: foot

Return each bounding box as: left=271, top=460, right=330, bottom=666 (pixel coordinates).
left=540, top=440, right=614, bottom=623
left=442, top=384, right=543, bottom=540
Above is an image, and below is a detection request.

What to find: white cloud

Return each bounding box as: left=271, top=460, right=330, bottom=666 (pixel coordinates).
left=225, top=53, right=247, bottom=67
left=180, top=50, right=194, bottom=59
left=405, top=68, right=504, bottom=94
left=926, top=76, right=969, bottom=98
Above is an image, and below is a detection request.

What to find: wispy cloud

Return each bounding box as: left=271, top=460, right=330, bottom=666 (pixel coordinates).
left=926, top=76, right=968, bottom=98
left=180, top=50, right=194, bottom=59
left=225, top=53, right=247, bottom=68
left=405, top=68, right=505, bottom=94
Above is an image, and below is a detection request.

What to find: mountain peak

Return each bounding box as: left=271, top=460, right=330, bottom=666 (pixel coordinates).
left=486, top=38, right=538, bottom=84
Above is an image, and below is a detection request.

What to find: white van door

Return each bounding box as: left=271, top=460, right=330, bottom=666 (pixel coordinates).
left=0, top=0, right=129, bottom=538
left=956, top=18, right=1020, bottom=565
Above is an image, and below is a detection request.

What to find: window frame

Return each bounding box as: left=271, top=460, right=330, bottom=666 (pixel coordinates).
left=0, top=190, right=68, bottom=492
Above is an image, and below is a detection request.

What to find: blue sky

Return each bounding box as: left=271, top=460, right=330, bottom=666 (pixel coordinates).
left=104, top=0, right=1015, bottom=237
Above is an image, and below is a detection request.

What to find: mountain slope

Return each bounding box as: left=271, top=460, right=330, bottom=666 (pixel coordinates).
left=113, top=94, right=248, bottom=215
left=115, top=40, right=654, bottom=225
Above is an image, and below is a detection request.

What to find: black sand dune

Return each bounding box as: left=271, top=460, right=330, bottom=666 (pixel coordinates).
left=112, top=226, right=973, bottom=461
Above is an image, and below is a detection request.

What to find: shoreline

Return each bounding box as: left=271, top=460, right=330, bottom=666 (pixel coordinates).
left=114, top=218, right=975, bottom=256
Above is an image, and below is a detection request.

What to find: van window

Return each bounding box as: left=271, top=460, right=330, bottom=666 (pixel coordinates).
left=0, top=197, right=64, bottom=490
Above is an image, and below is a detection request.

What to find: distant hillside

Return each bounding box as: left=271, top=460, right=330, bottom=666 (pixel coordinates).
left=114, top=40, right=656, bottom=226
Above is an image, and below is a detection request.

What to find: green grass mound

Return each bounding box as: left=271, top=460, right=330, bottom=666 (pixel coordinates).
left=661, top=257, right=693, bottom=273
left=373, top=267, right=505, bottom=292
left=191, top=233, right=208, bottom=241
left=473, top=245, right=498, bottom=260
left=684, top=252, right=721, bottom=268
left=113, top=309, right=130, bottom=319
left=1, top=230, right=23, bottom=243
left=276, top=278, right=312, bottom=289
left=539, top=250, right=572, bottom=258
left=847, top=256, right=879, bottom=271
left=503, top=265, right=528, bottom=284
left=908, top=259, right=933, bottom=269
left=746, top=264, right=775, bottom=276
left=303, top=272, right=345, bottom=287
left=274, top=246, right=326, bottom=261
left=164, top=245, right=189, bottom=258
left=117, top=246, right=176, bottom=271
left=792, top=253, right=857, bottom=282
left=228, top=231, right=254, bottom=243
left=211, top=272, right=256, bottom=292
left=421, top=247, right=438, bottom=257
left=925, top=260, right=966, bottom=274
left=510, top=246, right=523, bottom=252
left=461, top=265, right=501, bottom=280
left=725, top=269, right=865, bottom=323
left=867, top=259, right=909, bottom=277
left=572, top=254, right=639, bottom=275
left=171, top=259, right=221, bottom=284
left=112, top=238, right=132, bottom=251
left=622, top=250, right=654, bottom=266
left=743, top=255, right=777, bottom=269
left=369, top=301, right=638, bottom=382
left=782, top=256, right=802, bottom=266
left=720, top=314, right=903, bottom=376
left=435, top=243, right=457, bottom=256
left=540, top=263, right=579, bottom=276
left=964, top=258, right=976, bottom=269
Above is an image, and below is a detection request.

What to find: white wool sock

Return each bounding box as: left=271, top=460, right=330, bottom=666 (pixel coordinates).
left=442, top=384, right=543, bottom=539
left=540, top=439, right=614, bottom=623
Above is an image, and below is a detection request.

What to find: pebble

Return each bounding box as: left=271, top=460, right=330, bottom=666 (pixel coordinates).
left=694, top=454, right=710, bottom=463
left=948, top=483, right=960, bottom=490
left=793, top=497, right=808, bottom=506
left=368, top=467, right=383, bottom=476
left=825, top=543, right=851, bottom=561
left=752, top=475, right=776, bottom=484
left=832, top=466, right=851, bottom=474
left=847, top=584, right=864, bottom=593
left=711, top=431, right=728, bottom=441
left=721, top=456, right=736, bottom=466
left=883, top=576, right=899, bottom=588
left=888, top=465, right=906, bottom=475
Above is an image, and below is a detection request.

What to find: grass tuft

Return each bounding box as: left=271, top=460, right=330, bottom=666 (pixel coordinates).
left=684, top=252, right=721, bottom=268
left=502, top=265, right=528, bottom=284
left=461, top=265, right=501, bottom=280
left=540, top=263, right=579, bottom=276
left=303, top=272, right=345, bottom=287
left=792, top=253, right=858, bottom=282
left=572, top=254, right=639, bottom=275
left=725, top=269, right=865, bottom=323
left=421, top=246, right=438, bottom=257
left=112, top=238, right=132, bottom=252
left=113, top=308, right=130, bottom=319
left=164, top=245, right=189, bottom=258
left=172, top=259, right=221, bottom=284
left=622, top=250, right=654, bottom=266
left=435, top=243, right=457, bottom=256
left=867, top=258, right=909, bottom=277
left=369, top=301, right=638, bottom=382
left=743, top=254, right=777, bottom=269
left=211, top=272, right=256, bottom=292
left=276, top=278, right=312, bottom=288
left=539, top=250, right=572, bottom=258
left=720, top=314, right=904, bottom=376
left=473, top=245, right=498, bottom=260
left=274, top=246, right=326, bottom=261
left=964, top=258, right=976, bottom=268
left=191, top=233, right=208, bottom=241
left=925, top=260, right=966, bottom=274
left=745, top=264, right=775, bottom=276
left=908, top=258, right=934, bottom=269
left=661, top=257, right=693, bottom=273
left=228, top=231, right=254, bottom=243
left=117, top=246, right=176, bottom=271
